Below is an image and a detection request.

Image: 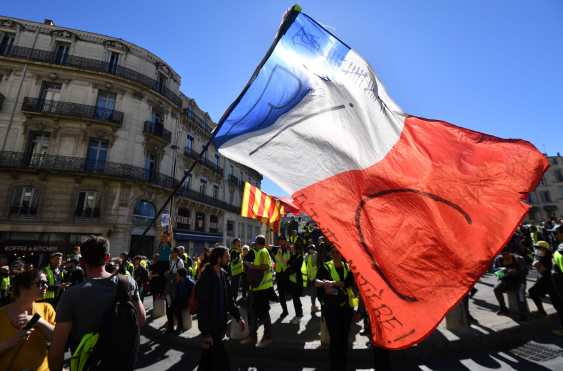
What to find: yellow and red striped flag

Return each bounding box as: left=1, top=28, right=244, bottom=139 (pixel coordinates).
left=241, top=182, right=288, bottom=231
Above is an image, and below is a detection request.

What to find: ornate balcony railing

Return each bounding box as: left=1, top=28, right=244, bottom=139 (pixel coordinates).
left=228, top=174, right=240, bottom=187
left=0, top=151, right=240, bottom=213
left=1, top=45, right=182, bottom=106
left=183, top=148, right=223, bottom=175
left=144, top=121, right=172, bottom=144
left=22, top=97, right=124, bottom=127
left=177, top=187, right=239, bottom=213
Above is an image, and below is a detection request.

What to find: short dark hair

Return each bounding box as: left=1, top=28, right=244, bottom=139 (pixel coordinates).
left=12, top=269, right=39, bottom=297
left=81, top=236, right=110, bottom=267
left=209, top=246, right=228, bottom=266
left=232, top=238, right=241, bottom=246
left=177, top=267, right=188, bottom=278
left=255, top=235, right=266, bottom=246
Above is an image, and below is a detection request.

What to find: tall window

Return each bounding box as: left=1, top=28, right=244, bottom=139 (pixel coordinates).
left=202, top=146, right=207, bottom=161
left=540, top=191, right=552, bottom=203
left=54, top=42, right=71, bottom=65
left=183, top=171, right=192, bottom=190
left=212, top=185, right=219, bottom=199
left=176, top=207, right=191, bottom=230
left=210, top=215, right=219, bottom=233
left=0, top=33, right=15, bottom=55
left=229, top=189, right=235, bottom=204
left=227, top=220, right=234, bottom=237
left=186, top=135, right=193, bottom=152
left=195, top=212, right=205, bottom=232
left=157, top=73, right=167, bottom=93
left=133, top=200, right=156, bottom=225
left=151, top=110, right=163, bottom=125
left=95, top=91, right=116, bottom=120
left=86, top=138, right=108, bottom=171
left=39, top=82, right=61, bottom=112
left=215, top=154, right=220, bottom=169
left=528, top=193, right=538, bottom=204
left=200, top=178, right=207, bottom=195
left=26, top=131, right=50, bottom=166
left=10, top=186, right=39, bottom=217
left=75, top=191, right=100, bottom=218
left=144, top=152, right=157, bottom=180
left=108, top=51, right=120, bottom=74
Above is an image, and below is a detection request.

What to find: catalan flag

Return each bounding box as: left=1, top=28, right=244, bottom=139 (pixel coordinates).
left=241, top=182, right=287, bottom=231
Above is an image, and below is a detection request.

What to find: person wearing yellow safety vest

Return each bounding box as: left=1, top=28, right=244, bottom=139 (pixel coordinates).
left=120, top=253, right=135, bottom=276
left=240, top=235, right=274, bottom=348
left=287, top=229, right=302, bottom=247
left=229, top=238, right=244, bottom=302
left=42, top=252, right=68, bottom=308
left=0, top=266, right=11, bottom=306
left=274, top=236, right=291, bottom=317
left=550, top=225, right=563, bottom=336
left=315, top=245, right=358, bottom=371
left=304, top=244, right=320, bottom=314
left=287, top=243, right=306, bottom=323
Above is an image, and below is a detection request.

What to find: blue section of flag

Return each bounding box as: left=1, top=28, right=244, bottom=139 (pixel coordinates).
left=213, top=13, right=350, bottom=148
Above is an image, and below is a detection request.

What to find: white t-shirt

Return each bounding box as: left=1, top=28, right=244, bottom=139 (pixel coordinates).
left=169, top=257, right=184, bottom=273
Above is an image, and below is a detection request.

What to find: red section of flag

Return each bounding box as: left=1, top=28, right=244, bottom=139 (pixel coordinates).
left=280, top=197, right=301, bottom=214
left=293, top=116, right=548, bottom=349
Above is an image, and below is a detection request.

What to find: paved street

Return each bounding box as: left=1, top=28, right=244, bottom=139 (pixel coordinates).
left=134, top=272, right=563, bottom=370
left=135, top=333, right=563, bottom=370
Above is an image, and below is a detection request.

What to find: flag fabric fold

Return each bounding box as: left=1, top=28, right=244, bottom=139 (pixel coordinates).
left=214, top=6, right=548, bottom=349
left=241, top=182, right=288, bottom=232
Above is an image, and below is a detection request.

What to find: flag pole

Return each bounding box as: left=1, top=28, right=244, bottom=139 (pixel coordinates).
left=133, top=5, right=303, bottom=251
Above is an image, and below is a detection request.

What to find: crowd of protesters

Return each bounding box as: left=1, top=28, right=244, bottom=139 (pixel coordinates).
left=0, top=215, right=562, bottom=370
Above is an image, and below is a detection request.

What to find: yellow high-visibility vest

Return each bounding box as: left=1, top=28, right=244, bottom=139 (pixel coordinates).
left=70, top=332, right=99, bottom=371
left=275, top=250, right=290, bottom=273
left=324, top=260, right=358, bottom=309
left=230, top=252, right=244, bottom=277
left=44, top=266, right=63, bottom=300
left=250, top=248, right=273, bottom=292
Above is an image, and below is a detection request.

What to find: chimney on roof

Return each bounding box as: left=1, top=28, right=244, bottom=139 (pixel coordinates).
left=43, top=19, right=55, bottom=26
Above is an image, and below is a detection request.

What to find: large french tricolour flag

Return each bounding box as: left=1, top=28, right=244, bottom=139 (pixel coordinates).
left=213, top=6, right=548, bottom=349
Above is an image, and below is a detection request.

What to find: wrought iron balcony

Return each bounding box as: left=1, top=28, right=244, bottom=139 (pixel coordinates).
left=22, top=97, right=124, bottom=127
left=0, top=151, right=240, bottom=213
left=228, top=174, right=240, bottom=187
left=177, top=187, right=239, bottom=213
left=1, top=45, right=182, bottom=106
left=183, top=148, right=224, bottom=175
left=144, top=121, right=172, bottom=144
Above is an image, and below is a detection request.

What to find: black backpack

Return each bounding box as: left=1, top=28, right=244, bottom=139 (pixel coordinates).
left=87, top=274, right=140, bottom=370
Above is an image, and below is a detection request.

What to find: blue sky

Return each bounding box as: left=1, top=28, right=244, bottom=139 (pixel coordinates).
left=4, top=0, right=562, bottom=197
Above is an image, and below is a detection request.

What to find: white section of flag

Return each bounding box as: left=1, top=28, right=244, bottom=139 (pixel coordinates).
left=218, top=51, right=405, bottom=194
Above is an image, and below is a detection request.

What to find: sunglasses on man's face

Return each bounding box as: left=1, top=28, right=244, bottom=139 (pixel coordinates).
left=35, top=280, right=49, bottom=288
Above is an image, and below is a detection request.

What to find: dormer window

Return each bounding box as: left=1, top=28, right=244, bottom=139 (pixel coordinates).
left=54, top=42, right=71, bottom=65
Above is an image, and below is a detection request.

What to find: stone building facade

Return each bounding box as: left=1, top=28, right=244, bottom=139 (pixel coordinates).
left=526, top=154, right=563, bottom=222
left=0, top=16, right=263, bottom=262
